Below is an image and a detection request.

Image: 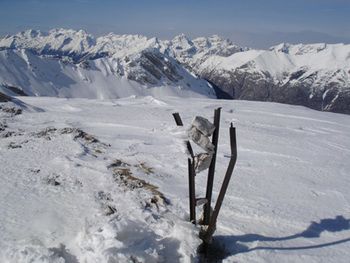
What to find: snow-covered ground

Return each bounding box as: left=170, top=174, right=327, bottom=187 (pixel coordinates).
left=1, top=95, right=350, bottom=262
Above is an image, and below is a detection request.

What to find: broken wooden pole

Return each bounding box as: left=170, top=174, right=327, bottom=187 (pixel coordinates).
left=172, top=112, right=194, bottom=159
left=203, top=107, right=221, bottom=225
left=173, top=112, right=196, bottom=223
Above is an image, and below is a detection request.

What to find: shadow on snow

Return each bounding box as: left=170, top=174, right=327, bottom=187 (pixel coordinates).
left=206, top=215, right=350, bottom=262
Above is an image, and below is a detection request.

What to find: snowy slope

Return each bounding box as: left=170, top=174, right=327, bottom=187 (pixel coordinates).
left=197, top=43, right=350, bottom=113
left=160, top=34, right=247, bottom=71
left=0, top=29, right=217, bottom=100
left=200, top=42, right=350, bottom=81
left=1, top=95, right=350, bottom=262
left=0, top=48, right=215, bottom=99
left=161, top=35, right=350, bottom=114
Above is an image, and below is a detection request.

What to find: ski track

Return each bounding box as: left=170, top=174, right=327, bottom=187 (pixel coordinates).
left=1, top=96, right=350, bottom=262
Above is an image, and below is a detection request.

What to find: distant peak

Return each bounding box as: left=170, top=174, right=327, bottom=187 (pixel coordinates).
left=268, top=43, right=292, bottom=53
left=173, top=33, right=189, bottom=39
left=268, top=42, right=330, bottom=55
left=18, top=29, right=42, bottom=38
left=209, top=34, right=226, bottom=40
left=171, top=34, right=194, bottom=49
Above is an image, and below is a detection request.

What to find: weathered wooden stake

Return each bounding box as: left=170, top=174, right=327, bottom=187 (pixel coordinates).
left=188, top=158, right=196, bottom=223
left=203, top=107, right=221, bottom=225
left=173, top=111, right=238, bottom=258
left=172, top=112, right=183, bottom=126
left=173, top=112, right=196, bottom=223
left=201, top=123, right=237, bottom=254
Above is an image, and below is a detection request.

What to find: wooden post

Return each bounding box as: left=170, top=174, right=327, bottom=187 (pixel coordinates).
left=172, top=112, right=183, bottom=126
left=202, top=123, right=237, bottom=249
left=188, top=158, right=196, bottom=224
left=173, top=112, right=196, bottom=223
left=172, top=112, right=194, bottom=159
left=203, top=107, right=221, bottom=225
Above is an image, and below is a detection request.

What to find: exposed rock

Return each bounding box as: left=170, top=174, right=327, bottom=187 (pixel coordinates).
left=0, top=105, right=22, bottom=115
left=2, top=85, right=28, bottom=96
left=187, top=126, right=215, bottom=153
left=201, top=67, right=350, bottom=114
left=194, top=153, right=213, bottom=174
left=109, top=159, right=169, bottom=211
left=0, top=92, right=11, bottom=102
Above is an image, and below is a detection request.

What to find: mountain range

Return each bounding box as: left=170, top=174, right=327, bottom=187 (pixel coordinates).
left=1, top=28, right=350, bottom=114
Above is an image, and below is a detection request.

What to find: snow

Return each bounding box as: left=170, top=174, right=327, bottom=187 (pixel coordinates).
left=1, top=95, right=350, bottom=262
left=202, top=43, right=350, bottom=82
left=2, top=30, right=350, bottom=78
left=199, top=50, right=265, bottom=72
left=1, top=29, right=350, bottom=262
left=2, top=29, right=350, bottom=109
left=0, top=49, right=215, bottom=100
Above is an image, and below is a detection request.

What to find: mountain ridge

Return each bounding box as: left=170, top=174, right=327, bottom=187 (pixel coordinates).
left=0, top=47, right=215, bottom=99
left=1, top=28, right=350, bottom=114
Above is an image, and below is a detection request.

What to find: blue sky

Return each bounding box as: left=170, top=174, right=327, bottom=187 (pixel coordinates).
left=0, top=0, right=349, bottom=49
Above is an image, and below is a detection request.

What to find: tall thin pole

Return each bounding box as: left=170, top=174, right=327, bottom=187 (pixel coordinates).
left=173, top=112, right=196, bottom=223
left=188, top=158, right=196, bottom=223
left=202, top=124, right=237, bottom=247
left=203, top=107, right=221, bottom=225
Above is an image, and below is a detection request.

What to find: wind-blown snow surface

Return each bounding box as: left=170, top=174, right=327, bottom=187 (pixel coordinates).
left=1, top=96, right=350, bottom=262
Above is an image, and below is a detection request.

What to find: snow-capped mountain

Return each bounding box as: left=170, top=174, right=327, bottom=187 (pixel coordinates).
left=0, top=29, right=244, bottom=64
left=0, top=29, right=215, bottom=99
left=196, top=42, right=350, bottom=114
left=0, top=48, right=215, bottom=99
left=0, top=29, right=98, bottom=62
left=160, top=34, right=248, bottom=71
left=1, top=29, right=350, bottom=114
